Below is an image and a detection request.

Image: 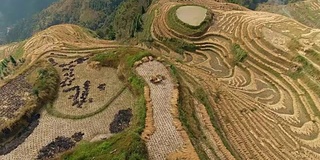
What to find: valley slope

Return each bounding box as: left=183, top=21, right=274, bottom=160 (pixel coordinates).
left=1, top=0, right=320, bottom=159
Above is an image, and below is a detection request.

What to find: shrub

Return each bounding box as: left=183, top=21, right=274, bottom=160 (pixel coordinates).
left=162, top=38, right=198, bottom=54
left=231, top=44, right=248, bottom=63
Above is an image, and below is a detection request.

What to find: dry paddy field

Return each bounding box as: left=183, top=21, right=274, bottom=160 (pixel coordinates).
left=0, top=54, right=135, bottom=159
left=149, top=0, right=320, bottom=159
left=0, top=88, right=134, bottom=159
left=3, top=0, right=320, bottom=159
left=0, top=24, right=136, bottom=159
left=48, top=56, right=126, bottom=117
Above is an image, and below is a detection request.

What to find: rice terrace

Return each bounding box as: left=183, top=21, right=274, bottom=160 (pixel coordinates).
left=1, top=0, right=320, bottom=159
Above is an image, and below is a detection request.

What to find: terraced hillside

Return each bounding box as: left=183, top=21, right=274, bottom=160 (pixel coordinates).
left=0, top=25, right=144, bottom=159
left=147, top=0, right=320, bottom=159
left=1, top=0, right=320, bottom=159
left=257, top=0, right=320, bottom=28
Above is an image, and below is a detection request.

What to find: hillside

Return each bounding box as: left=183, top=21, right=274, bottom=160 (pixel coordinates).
left=257, top=0, right=320, bottom=28
left=1, top=0, right=320, bottom=159
left=5, top=0, right=151, bottom=43
left=0, top=0, right=57, bottom=43
left=0, top=0, right=57, bottom=24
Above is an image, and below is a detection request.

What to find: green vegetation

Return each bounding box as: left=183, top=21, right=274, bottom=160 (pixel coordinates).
left=125, top=51, right=151, bottom=67
left=231, top=44, right=248, bottom=64
left=162, top=38, right=198, bottom=54
left=0, top=54, right=22, bottom=79
left=89, top=48, right=151, bottom=93
left=63, top=130, right=147, bottom=160
left=193, top=87, right=240, bottom=159
left=0, top=0, right=57, bottom=43
left=0, top=61, right=59, bottom=148
left=128, top=75, right=145, bottom=95
left=0, top=58, right=10, bottom=79
left=175, top=72, right=214, bottom=160
left=29, top=61, right=60, bottom=104
left=289, top=56, right=320, bottom=111
left=90, top=51, right=120, bottom=68
left=137, top=10, right=155, bottom=43
left=9, top=55, right=17, bottom=66
left=5, top=0, right=151, bottom=43
left=289, top=55, right=320, bottom=79
left=113, top=0, right=151, bottom=40
left=63, top=48, right=150, bottom=159
left=168, top=65, right=239, bottom=159
left=0, top=0, right=57, bottom=24
left=177, top=80, right=211, bottom=159
left=166, top=5, right=212, bottom=36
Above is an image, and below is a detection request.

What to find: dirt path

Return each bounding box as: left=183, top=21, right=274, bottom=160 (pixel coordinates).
left=136, top=61, right=184, bottom=160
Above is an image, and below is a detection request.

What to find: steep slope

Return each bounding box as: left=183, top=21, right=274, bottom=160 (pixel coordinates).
left=0, top=24, right=147, bottom=159
left=0, top=0, right=57, bottom=24
left=257, top=0, right=320, bottom=28
left=2, top=0, right=320, bottom=159
left=0, top=0, right=58, bottom=43
left=5, top=0, right=151, bottom=43
left=149, top=0, right=320, bottom=159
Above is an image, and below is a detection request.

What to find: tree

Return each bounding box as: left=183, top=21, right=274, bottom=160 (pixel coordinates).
left=9, top=55, right=17, bottom=66
left=32, top=88, right=40, bottom=97
left=1, top=61, right=7, bottom=68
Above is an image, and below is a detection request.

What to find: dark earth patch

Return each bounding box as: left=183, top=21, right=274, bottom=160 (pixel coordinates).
left=109, top=108, right=133, bottom=133
left=37, top=132, right=84, bottom=160
left=0, top=114, right=40, bottom=155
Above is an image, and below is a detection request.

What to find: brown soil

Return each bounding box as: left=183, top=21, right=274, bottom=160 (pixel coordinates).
left=141, top=86, right=156, bottom=141
left=167, top=88, right=199, bottom=160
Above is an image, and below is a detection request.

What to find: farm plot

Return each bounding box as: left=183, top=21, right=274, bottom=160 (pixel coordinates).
left=0, top=70, right=35, bottom=129
left=48, top=57, right=125, bottom=117
left=0, top=88, right=134, bottom=160
left=150, top=1, right=320, bottom=159
left=176, top=6, right=207, bottom=26
left=136, top=60, right=184, bottom=160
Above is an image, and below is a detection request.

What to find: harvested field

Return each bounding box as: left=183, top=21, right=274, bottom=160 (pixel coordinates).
left=3, top=0, right=320, bottom=159
left=148, top=0, right=320, bottom=159
left=136, top=60, right=184, bottom=160
left=0, top=69, right=35, bottom=130
left=0, top=88, right=134, bottom=159
left=176, top=6, right=207, bottom=26
left=49, top=57, right=125, bottom=117
left=0, top=25, right=140, bottom=159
